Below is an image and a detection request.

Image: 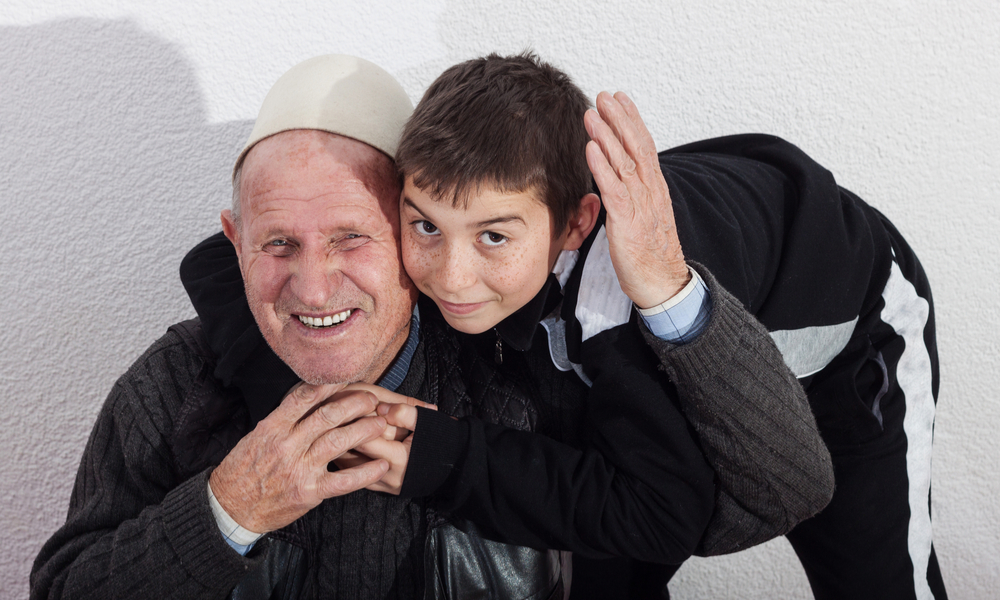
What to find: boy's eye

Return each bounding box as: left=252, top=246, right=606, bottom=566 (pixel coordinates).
left=479, top=231, right=507, bottom=246
left=414, top=220, right=440, bottom=236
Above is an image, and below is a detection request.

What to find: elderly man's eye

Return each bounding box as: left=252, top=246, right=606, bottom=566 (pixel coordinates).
left=263, top=239, right=295, bottom=256
left=337, top=233, right=369, bottom=250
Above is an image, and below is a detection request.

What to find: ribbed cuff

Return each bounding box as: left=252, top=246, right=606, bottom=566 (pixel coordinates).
left=399, top=407, right=468, bottom=498
left=640, top=262, right=769, bottom=387
left=161, top=469, right=262, bottom=593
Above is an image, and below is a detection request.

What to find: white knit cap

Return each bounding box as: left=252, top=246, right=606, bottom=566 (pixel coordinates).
left=234, top=54, right=413, bottom=178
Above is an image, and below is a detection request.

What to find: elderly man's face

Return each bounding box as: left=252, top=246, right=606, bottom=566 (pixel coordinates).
left=221, top=130, right=417, bottom=385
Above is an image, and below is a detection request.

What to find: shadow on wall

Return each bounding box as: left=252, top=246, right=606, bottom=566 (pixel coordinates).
left=0, top=18, right=250, bottom=596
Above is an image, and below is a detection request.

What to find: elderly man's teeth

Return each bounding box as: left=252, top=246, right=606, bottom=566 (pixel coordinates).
left=298, top=310, right=352, bottom=328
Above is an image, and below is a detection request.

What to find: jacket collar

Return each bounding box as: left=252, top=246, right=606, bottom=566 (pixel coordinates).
left=493, top=273, right=563, bottom=352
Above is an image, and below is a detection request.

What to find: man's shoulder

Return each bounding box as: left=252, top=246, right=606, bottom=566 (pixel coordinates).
left=114, top=318, right=214, bottom=401
left=106, top=319, right=247, bottom=473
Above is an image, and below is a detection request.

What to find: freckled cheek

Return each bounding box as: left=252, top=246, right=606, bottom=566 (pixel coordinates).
left=486, top=248, right=527, bottom=296
left=401, top=239, right=441, bottom=286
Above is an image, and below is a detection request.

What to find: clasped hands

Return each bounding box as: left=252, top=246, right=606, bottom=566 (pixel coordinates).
left=208, top=381, right=432, bottom=534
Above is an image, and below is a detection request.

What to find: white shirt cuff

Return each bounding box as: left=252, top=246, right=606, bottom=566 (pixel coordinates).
left=636, top=266, right=702, bottom=315
left=636, top=267, right=711, bottom=343
left=208, top=480, right=264, bottom=553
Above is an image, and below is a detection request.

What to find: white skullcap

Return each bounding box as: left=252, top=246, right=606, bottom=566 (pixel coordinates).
left=234, top=54, right=413, bottom=178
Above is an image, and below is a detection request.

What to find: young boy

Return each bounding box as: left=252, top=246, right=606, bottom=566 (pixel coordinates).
left=383, top=53, right=943, bottom=600
left=180, top=54, right=837, bottom=597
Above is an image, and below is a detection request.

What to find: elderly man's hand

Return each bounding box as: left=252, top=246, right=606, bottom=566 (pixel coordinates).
left=208, top=383, right=390, bottom=533
left=584, top=91, right=691, bottom=309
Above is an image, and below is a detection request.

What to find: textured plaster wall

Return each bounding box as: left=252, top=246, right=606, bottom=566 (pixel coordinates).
left=1, top=1, right=997, bottom=598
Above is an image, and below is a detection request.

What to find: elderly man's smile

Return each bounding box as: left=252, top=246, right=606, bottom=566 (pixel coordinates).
left=296, top=309, right=353, bottom=328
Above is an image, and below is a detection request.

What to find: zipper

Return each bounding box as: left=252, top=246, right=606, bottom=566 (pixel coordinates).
left=494, top=328, right=503, bottom=365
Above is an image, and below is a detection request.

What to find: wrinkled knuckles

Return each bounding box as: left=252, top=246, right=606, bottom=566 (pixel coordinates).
left=619, top=159, right=638, bottom=180
left=292, top=383, right=318, bottom=402
left=636, top=141, right=657, bottom=162
left=320, top=425, right=353, bottom=459
left=317, top=402, right=348, bottom=427
left=269, top=435, right=306, bottom=465
left=611, top=181, right=631, bottom=202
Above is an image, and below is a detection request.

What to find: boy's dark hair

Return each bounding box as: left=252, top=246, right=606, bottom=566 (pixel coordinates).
left=396, top=52, right=592, bottom=233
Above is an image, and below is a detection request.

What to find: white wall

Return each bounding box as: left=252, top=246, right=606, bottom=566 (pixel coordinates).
left=1, top=1, right=997, bottom=597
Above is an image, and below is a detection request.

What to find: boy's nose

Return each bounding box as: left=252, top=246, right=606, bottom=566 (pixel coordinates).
left=436, top=246, right=477, bottom=293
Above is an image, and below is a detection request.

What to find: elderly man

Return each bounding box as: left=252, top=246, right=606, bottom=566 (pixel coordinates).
left=31, top=55, right=830, bottom=599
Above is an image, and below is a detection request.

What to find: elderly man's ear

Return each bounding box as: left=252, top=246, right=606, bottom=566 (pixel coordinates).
left=561, top=193, right=601, bottom=251
left=221, top=209, right=242, bottom=258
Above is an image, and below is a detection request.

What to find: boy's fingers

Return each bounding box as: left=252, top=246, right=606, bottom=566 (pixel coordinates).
left=332, top=449, right=371, bottom=470
left=343, top=382, right=435, bottom=409
left=353, top=437, right=399, bottom=460
left=377, top=403, right=420, bottom=432
left=355, top=437, right=411, bottom=496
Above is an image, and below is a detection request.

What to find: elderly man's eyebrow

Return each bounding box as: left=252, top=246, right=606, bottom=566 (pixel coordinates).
left=402, top=197, right=526, bottom=228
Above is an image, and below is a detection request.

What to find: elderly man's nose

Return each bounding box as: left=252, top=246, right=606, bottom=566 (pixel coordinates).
left=290, top=253, right=343, bottom=308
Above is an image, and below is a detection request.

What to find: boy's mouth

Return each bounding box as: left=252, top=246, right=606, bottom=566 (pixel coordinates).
left=296, top=310, right=353, bottom=328
left=436, top=299, right=488, bottom=316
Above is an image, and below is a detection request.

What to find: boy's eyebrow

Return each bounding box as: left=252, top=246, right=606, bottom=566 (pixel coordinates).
left=472, top=214, right=526, bottom=228
left=402, top=197, right=526, bottom=228
left=401, top=197, right=428, bottom=219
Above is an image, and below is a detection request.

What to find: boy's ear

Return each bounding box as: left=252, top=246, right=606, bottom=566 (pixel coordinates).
left=561, top=193, right=601, bottom=251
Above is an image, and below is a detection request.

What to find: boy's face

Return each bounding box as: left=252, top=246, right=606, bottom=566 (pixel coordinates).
left=401, top=178, right=569, bottom=334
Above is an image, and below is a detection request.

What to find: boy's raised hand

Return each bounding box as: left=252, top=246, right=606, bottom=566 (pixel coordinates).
left=584, top=91, right=691, bottom=309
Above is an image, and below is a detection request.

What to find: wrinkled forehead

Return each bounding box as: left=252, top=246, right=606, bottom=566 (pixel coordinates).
left=242, top=130, right=399, bottom=214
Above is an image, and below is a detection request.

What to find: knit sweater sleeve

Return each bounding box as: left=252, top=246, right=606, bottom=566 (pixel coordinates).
left=642, top=263, right=835, bottom=556
left=30, top=332, right=263, bottom=599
